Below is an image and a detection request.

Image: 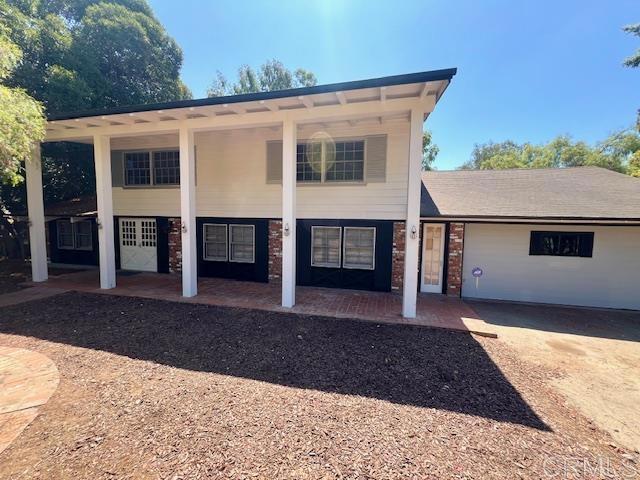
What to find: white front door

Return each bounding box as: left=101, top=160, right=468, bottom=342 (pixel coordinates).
left=420, top=223, right=445, bottom=293
left=119, top=218, right=158, bottom=272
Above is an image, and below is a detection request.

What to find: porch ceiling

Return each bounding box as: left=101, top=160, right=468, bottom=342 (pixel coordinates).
left=45, top=69, right=456, bottom=142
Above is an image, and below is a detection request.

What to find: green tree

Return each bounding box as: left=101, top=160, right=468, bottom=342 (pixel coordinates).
left=623, top=23, right=640, bottom=68
left=208, top=59, right=317, bottom=97
left=421, top=131, right=439, bottom=171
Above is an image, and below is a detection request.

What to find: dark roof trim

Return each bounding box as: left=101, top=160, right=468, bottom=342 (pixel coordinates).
left=49, top=68, right=457, bottom=121
left=420, top=214, right=640, bottom=222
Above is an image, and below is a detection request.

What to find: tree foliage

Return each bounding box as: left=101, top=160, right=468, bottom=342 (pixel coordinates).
left=208, top=59, right=317, bottom=97
left=422, top=131, right=439, bottom=171
left=623, top=23, right=640, bottom=68
left=460, top=129, right=640, bottom=175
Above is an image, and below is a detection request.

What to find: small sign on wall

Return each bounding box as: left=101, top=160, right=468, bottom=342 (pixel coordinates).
left=471, top=267, right=483, bottom=289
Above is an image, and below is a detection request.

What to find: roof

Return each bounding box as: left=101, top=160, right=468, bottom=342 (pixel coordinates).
left=44, top=196, right=97, bottom=217
left=420, top=167, right=640, bottom=221
left=48, top=68, right=457, bottom=121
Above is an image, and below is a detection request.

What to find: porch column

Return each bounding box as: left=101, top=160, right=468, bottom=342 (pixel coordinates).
left=179, top=126, right=197, bottom=297
left=25, top=144, right=48, bottom=282
left=281, top=119, right=297, bottom=308
left=402, top=107, right=424, bottom=318
left=94, top=134, right=116, bottom=289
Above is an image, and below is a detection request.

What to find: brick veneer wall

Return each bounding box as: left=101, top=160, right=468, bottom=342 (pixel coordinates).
left=391, top=222, right=405, bottom=292
left=168, top=218, right=182, bottom=274
left=268, top=220, right=282, bottom=281
left=446, top=222, right=465, bottom=297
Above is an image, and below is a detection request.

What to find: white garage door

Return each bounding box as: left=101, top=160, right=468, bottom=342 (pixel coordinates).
left=461, top=223, right=640, bottom=310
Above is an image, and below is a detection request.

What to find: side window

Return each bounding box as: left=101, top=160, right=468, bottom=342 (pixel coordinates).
left=296, top=143, right=322, bottom=182
left=311, top=226, right=341, bottom=268
left=73, top=221, right=93, bottom=251
left=57, top=220, right=74, bottom=249
left=229, top=225, right=255, bottom=263
left=203, top=224, right=227, bottom=261
left=343, top=227, right=375, bottom=270
left=529, top=231, right=594, bottom=257
left=326, top=141, right=365, bottom=182
left=124, top=152, right=151, bottom=185
left=153, top=150, right=180, bottom=185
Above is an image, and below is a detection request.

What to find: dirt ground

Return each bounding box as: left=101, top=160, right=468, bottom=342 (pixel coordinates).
left=468, top=300, right=640, bottom=454
left=0, top=292, right=637, bottom=479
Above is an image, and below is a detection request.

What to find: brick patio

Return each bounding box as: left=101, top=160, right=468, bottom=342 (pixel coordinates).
left=27, top=270, right=496, bottom=336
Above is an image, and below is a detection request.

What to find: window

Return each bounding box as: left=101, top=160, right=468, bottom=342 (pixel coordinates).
left=124, top=150, right=180, bottom=186
left=529, top=231, right=594, bottom=257
left=57, top=219, right=92, bottom=251
left=343, top=227, right=375, bottom=270
left=153, top=150, right=180, bottom=185
left=311, top=226, right=342, bottom=268
left=326, top=141, right=365, bottom=182
left=297, top=143, right=322, bottom=182
left=295, top=139, right=365, bottom=183
left=203, top=224, right=227, bottom=261
left=229, top=225, right=255, bottom=263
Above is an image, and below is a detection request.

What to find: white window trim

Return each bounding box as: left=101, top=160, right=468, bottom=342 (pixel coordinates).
left=202, top=223, right=228, bottom=262
left=343, top=226, right=376, bottom=270
left=296, top=138, right=367, bottom=185
left=229, top=224, right=255, bottom=264
left=57, top=219, right=93, bottom=251
left=123, top=148, right=180, bottom=188
left=310, top=226, right=342, bottom=268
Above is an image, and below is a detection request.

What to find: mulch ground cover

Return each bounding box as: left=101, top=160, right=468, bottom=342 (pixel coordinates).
left=0, top=292, right=636, bottom=479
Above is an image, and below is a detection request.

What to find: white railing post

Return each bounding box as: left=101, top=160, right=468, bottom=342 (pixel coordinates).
left=25, top=143, right=48, bottom=282
left=179, top=126, right=197, bottom=297
left=282, top=119, right=297, bottom=307
left=402, top=107, right=424, bottom=318
left=94, top=134, right=116, bottom=289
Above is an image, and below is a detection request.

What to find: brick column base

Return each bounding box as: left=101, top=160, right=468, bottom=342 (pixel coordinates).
left=391, top=222, right=405, bottom=293
left=168, top=218, right=182, bottom=274
left=268, top=220, right=282, bottom=282
left=446, top=222, right=465, bottom=297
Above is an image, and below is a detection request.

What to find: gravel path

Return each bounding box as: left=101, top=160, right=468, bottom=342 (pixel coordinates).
left=0, top=292, right=635, bottom=479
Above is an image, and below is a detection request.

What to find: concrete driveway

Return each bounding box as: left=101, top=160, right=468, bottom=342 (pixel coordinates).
left=468, top=300, right=640, bottom=452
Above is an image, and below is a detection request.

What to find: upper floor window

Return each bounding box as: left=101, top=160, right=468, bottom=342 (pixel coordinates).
left=57, top=219, right=93, bottom=251
left=297, top=140, right=365, bottom=183
left=529, top=231, right=594, bottom=257
left=124, top=150, right=180, bottom=186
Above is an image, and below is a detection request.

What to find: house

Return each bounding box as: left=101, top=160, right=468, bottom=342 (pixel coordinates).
left=23, top=68, right=640, bottom=315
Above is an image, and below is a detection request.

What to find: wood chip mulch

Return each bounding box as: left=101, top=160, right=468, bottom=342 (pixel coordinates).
left=0, top=292, right=636, bottom=479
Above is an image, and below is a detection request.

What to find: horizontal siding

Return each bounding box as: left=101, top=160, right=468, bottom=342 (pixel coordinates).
left=113, top=122, right=410, bottom=220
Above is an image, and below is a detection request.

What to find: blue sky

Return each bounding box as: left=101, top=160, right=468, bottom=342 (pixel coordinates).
left=148, top=0, right=639, bottom=170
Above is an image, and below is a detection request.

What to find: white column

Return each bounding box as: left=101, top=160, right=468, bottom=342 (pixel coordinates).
left=94, top=135, right=116, bottom=289
left=25, top=144, right=48, bottom=282
left=179, top=126, right=197, bottom=297
left=402, top=107, right=424, bottom=318
left=281, top=119, right=297, bottom=307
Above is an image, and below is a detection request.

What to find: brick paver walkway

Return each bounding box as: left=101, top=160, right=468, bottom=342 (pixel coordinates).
left=0, top=347, right=59, bottom=454
left=27, top=270, right=496, bottom=337
left=0, top=286, right=69, bottom=308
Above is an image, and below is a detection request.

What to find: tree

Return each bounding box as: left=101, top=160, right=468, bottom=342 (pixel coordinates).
left=207, top=59, right=317, bottom=97
left=422, top=131, right=439, bottom=171
left=623, top=23, right=640, bottom=68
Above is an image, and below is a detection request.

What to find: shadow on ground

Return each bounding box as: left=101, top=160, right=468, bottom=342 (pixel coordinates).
left=468, top=300, right=640, bottom=342
left=0, top=292, right=549, bottom=430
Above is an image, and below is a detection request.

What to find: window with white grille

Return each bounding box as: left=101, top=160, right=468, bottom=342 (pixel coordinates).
left=121, top=220, right=137, bottom=247
left=153, top=150, right=180, bottom=185
left=57, top=219, right=92, bottom=251
left=140, top=220, right=157, bottom=247
left=229, top=225, right=255, bottom=263
left=57, top=220, right=74, bottom=249
left=343, top=227, right=375, bottom=270
left=203, top=224, right=227, bottom=261
left=311, top=226, right=341, bottom=268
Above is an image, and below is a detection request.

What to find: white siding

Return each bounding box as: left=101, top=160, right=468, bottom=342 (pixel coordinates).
left=461, top=223, right=640, bottom=310
left=112, top=122, right=410, bottom=220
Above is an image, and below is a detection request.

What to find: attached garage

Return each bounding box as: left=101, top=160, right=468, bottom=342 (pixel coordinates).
left=420, top=167, right=640, bottom=311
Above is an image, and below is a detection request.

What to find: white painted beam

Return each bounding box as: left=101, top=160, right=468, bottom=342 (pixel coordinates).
left=335, top=91, right=347, bottom=105
left=25, top=144, right=48, bottom=282
left=298, top=96, right=314, bottom=109
left=281, top=118, right=297, bottom=308
left=94, top=135, right=116, bottom=289
left=402, top=107, right=424, bottom=318
left=380, top=86, right=387, bottom=102
left=260, top=100, right=279, bottom=112
left=224, top=103, right=246, bottom=115
left=179, top=126, right=197, bottom=297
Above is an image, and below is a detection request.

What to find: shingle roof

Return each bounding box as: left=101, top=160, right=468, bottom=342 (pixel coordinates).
left=420, top=167, right=640, bottom=220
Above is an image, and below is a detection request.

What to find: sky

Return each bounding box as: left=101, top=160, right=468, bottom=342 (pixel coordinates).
left=148, top=0, right=639, bottom=170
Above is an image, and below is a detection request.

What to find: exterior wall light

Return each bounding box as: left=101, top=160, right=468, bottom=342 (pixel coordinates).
left=410, top=225, right=417, bottom=239
left=181, top=222, right=187, bottom=233
left=284, top=223, right=290, bottom=236
left=96, top=218, right=102, bottom=229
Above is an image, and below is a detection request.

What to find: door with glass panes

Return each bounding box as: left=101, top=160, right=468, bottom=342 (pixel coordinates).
left=420, top=224, right=445, bottom=293
left=119, top=218, right=158, bottom=272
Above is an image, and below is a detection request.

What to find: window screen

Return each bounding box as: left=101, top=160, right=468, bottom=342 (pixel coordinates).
left=57, top=220, right=74, bottom=249
left=73, top=221, right=93, bottom=250
left=311, top=226, right=341, bottom=268
left=529, top=231, right=594, bottom=257
left=326, top=141, right=364, bottom=182
left=229, top=225, right=255, bottom=263
left=343, top=227, right=375, bottom=270
left=203, top=224, right=227, bottom=261
left=124, top=152, right=151, bottom=185
left=153, top=150, right=180, bottom=185
left=296, top=143, right=322, bottom=182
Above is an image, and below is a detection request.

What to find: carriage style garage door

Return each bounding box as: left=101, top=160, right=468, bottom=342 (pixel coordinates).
left=119, top=218, right=158, bottom=272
